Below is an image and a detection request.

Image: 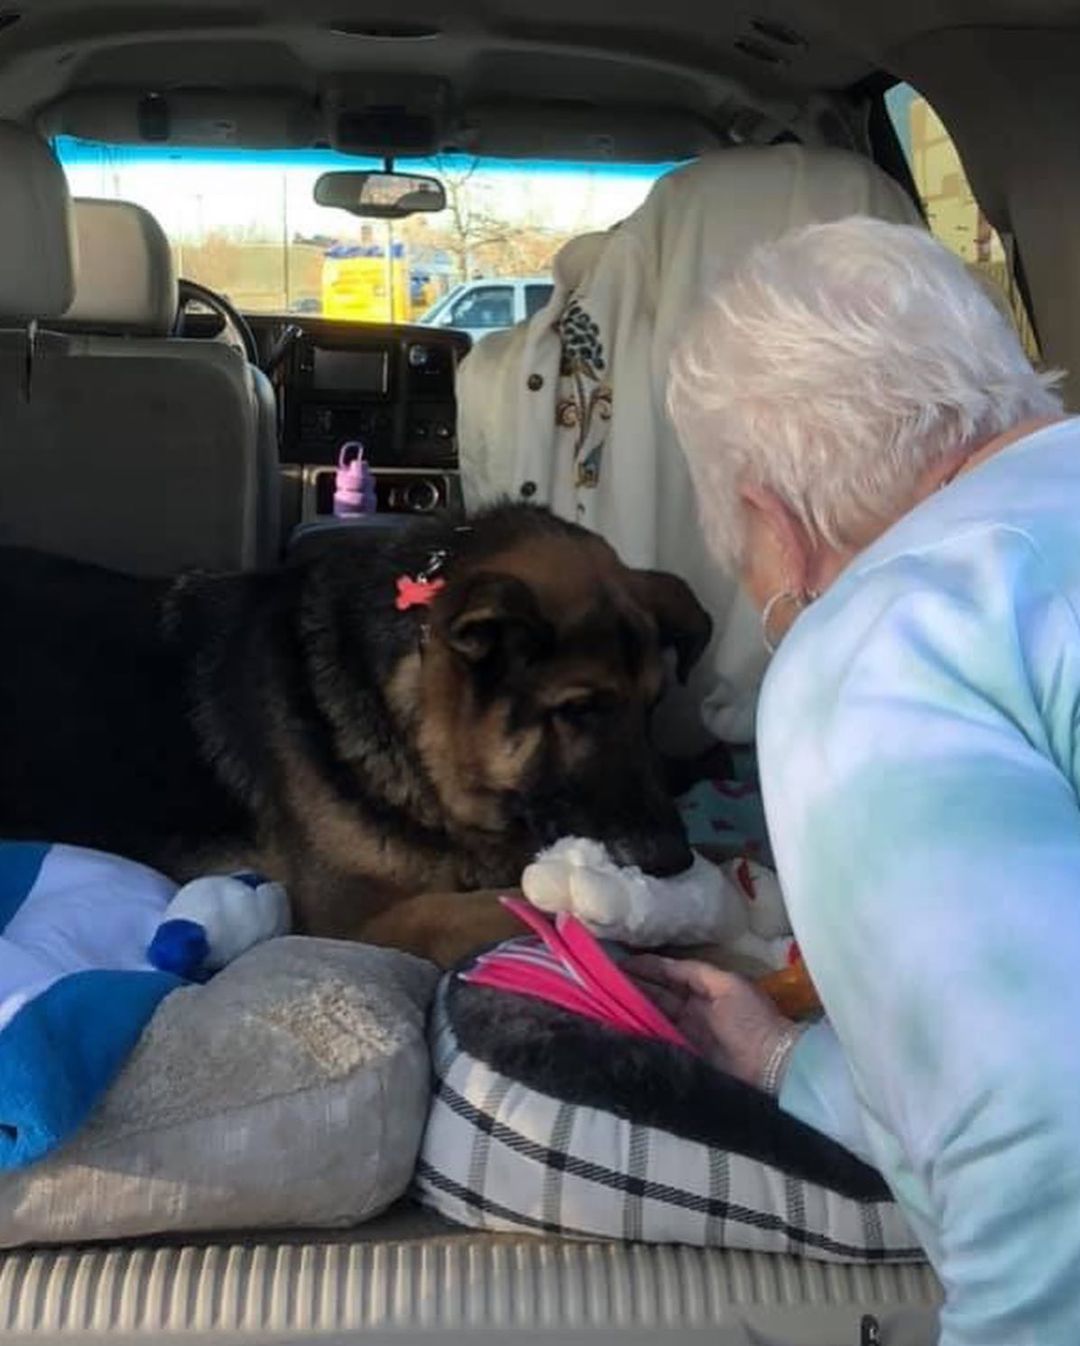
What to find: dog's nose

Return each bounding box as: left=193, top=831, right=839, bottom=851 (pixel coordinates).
left=613, top=831, right=694, bottom=879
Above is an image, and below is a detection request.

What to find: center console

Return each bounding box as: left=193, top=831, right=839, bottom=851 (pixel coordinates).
left=278, top=319, right=471, bottom=526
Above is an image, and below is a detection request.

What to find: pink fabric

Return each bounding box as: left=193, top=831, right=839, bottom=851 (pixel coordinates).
left=461, top=897, right=698, bottom=1054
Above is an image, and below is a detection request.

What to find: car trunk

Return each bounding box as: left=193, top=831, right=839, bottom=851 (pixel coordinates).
left=0, top=1203, right=941, bottom=1343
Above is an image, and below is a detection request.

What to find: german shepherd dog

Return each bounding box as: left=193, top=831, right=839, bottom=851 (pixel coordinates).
left=0, top=506, right=711, bottom=966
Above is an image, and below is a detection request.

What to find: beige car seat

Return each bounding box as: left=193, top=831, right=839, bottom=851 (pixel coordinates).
left=0, top=122, right=278, bottom=574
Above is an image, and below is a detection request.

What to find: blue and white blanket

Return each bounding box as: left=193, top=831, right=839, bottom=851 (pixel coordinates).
left=0, top=777, right=770, bottom=1173
left=0, top=842, right=181, bottom=1169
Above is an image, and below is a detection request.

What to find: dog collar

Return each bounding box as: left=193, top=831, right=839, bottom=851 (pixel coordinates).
left=395, top=574, right=446, bottom=611
left=395, top=548, right=449, bottom=612
left=394, top=528, right=473, bottom=615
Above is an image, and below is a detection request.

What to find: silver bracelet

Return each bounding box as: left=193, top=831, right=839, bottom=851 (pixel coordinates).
left=760, top=1023, right=807, bottom=1096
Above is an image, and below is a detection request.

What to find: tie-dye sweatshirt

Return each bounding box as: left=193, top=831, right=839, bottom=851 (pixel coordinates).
left=763, top=419, right=1080, bottom=1344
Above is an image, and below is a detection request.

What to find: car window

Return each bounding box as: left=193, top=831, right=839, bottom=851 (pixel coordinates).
left=53, top=139, right=670, bottom=324
left=448, top=285, right=515, bottom=329
left=525, top=282, right=555, bottom=318
left=885, top=83, right=1040, bottom=359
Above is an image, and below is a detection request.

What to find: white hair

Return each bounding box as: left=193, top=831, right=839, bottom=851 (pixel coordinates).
left=667, top=216, right=1064, bottom=571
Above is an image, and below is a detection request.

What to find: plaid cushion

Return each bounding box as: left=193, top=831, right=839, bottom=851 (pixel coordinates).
left=414, top=980, right=924, bottom=1262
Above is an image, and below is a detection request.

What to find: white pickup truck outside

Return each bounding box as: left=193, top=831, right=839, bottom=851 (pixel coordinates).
left=420, top=276, right=555, bottom=341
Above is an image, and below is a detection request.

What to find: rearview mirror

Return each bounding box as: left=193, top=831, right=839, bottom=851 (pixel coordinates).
left=314, top=171, right=446, bottom=219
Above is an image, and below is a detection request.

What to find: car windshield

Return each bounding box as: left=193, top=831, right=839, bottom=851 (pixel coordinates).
left=54, top=138, right=671, bottom=324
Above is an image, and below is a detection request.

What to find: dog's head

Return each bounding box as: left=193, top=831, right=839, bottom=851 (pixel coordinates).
left=414, top=507, right=712, bottom=876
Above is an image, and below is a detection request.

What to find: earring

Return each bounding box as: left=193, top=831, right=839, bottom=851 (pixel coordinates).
left=761, top=588, right=817, bottom=655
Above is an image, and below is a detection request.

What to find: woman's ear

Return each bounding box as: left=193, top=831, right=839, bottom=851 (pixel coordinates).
left=738, top=483, right=815, bottom=603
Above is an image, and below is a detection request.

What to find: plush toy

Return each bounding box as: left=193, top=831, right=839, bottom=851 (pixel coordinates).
left=522, top=839, right=821, bottom=1017
left=523, top=839, right=790, bottom=960
left=147, top=872, right=290, bottom=980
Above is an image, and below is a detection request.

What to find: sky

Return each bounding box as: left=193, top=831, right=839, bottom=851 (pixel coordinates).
left=55, top=140, right=671, bottom=245
left=884, top=83, right=916, bottom=160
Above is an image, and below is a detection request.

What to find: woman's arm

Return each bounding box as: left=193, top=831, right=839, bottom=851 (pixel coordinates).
left=778, top=1020, right=875, bottom=1167
left=629, top=955, right=877, bottom=1164
left=760, top=530, right=1080, bottom=1345
left=791, top=740, right=1080, bottom=1346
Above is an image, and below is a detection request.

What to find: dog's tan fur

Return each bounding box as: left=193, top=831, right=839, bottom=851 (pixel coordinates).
left=1, top=507, right=711, bottom=967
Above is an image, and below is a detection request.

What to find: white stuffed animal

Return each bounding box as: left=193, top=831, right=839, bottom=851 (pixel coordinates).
left=147, top=871, right=291, bottom=979
left=522, top=838, right=795, bottom=968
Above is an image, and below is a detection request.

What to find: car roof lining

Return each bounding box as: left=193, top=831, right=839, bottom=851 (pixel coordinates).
left=0, top=0, right=1066, bottom=160
left=2, top=2, right=1078, bottom=397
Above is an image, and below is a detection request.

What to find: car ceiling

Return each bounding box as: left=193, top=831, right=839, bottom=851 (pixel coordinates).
left=5, top=3, right=1080, bottom=412
left=2, top=0, right=1079, bottom=161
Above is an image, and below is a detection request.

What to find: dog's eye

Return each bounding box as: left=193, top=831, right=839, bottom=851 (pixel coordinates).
left=549, top=693, right=615, bottom=729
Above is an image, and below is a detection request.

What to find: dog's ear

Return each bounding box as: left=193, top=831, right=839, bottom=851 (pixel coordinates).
left=435, top=571, right=552, bottom=666
left=629, top=570, right=713, bottom=683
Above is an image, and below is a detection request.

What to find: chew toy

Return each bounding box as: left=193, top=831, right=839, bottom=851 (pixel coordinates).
left=522, top=838, right=822, bottom=1018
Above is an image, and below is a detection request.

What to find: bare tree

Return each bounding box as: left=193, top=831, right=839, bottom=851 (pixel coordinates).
left=432, top=156, right=511, bottom=281
left=397, top=161, right=570, bottom=282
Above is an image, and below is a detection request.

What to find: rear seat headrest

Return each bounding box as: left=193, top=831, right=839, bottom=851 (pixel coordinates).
left=0, top=121, right=77, bottom=322
left=62, top=199, right=178, bottom=338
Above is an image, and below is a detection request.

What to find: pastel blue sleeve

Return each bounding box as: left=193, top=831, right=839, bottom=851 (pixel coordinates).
left=761, top=534, right=1080, bottom=1345
left=777, top=1020, right=876, bottom=1167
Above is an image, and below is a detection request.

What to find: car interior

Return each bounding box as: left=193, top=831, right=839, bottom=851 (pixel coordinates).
left=0, top=1, right=1077, bottom=1341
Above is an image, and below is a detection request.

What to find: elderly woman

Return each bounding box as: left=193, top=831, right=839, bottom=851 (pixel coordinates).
left=636, top=217, right=1079, bottom=1344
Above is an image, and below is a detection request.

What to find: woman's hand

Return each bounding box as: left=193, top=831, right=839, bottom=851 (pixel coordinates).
left=626, top=954, right=801, bottom=1091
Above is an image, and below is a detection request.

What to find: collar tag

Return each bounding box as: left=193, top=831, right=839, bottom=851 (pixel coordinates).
left=395, top=574, right=447, bottom=611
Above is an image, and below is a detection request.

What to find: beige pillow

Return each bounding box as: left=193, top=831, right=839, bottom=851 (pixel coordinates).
left=0, top=937, right=438, bottom=1247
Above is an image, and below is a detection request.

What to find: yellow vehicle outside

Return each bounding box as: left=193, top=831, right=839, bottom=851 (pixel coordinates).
left=321, top=245, right=411, bottom=323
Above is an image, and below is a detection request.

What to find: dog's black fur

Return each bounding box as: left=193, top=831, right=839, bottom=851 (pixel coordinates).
left=0, top=505, right=711, bottom=962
